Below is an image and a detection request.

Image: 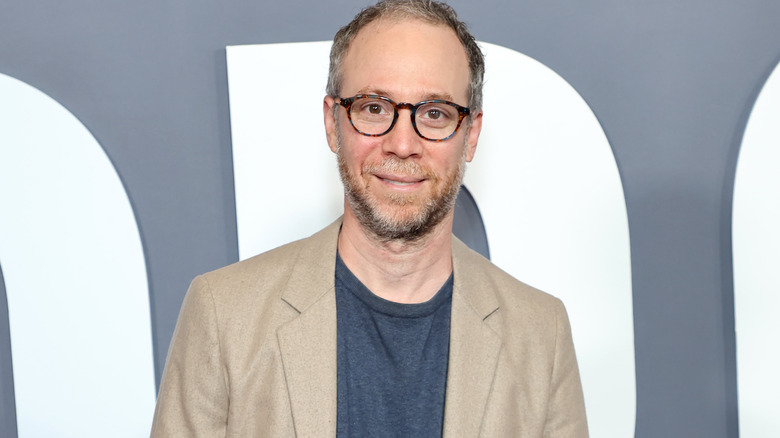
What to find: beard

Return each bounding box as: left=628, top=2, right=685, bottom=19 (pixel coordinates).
left=336, top=134, right=467, bottom=243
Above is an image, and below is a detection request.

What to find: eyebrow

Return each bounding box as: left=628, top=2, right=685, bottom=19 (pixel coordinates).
left=354, top=88, right=457, bottom=103
left=420, top=92, right=456, bottom=102
left=355, top=87, right=391, bottom=97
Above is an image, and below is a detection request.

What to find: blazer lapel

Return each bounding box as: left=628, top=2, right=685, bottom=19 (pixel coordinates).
left=274, top=225, right=501, bottom=437
left=442, top=239, right=502, bottom=437
left=276, top=220, right=341, bottom=437
left=277, top=292, right=337, bottom=437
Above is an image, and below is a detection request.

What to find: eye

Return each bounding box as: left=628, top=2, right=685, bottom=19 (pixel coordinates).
left=418, top=103, right=453, bottom=122
left=424, top=108, right=444, bottom=120
left=355, top=98, right=392, bottom=117
left=367, top=103, right=384, bottom=114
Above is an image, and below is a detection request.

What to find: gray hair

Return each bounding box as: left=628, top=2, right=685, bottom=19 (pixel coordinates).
left=326, top=0, right=485, bottom=112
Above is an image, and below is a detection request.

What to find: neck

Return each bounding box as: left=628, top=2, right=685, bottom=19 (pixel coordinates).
left=338, top=208, right=454, bottom=304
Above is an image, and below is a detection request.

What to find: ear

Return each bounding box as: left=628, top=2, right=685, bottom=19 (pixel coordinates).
left=464, top=110, right=482, bottom=163
left=323, top=95, right=339, bottom=154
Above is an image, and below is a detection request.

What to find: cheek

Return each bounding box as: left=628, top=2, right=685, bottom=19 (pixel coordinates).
left=433, top=147, right=466, bottom=173
left=342, top=137, right=383, bottom=167
left=338, top=143, right=372, bottom=179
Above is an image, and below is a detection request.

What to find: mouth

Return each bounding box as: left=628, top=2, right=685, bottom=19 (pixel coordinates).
left=374, top=173, right=425, bottom=187
left=379, top=177, right=421, bottom=186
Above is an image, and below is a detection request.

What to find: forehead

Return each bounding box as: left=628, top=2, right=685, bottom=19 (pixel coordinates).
left=340, top=18, right=470, bottom=102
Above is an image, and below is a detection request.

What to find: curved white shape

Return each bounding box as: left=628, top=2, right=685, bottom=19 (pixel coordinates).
left=228, top=42, right=343, bottom=259
left=227, top=41, right=635, bottom=437
left=0, top=73, right=155, bottom=437
left=733, top=60, right=780, bottom=438
left=467, top=43, right=635, bottom=438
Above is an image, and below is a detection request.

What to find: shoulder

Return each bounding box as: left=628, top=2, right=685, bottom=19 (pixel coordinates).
left=184, top=219, right=341, bottom=319
left=199, top=234, right=307, bottom=293
left=452, top=237, right=564, bottom=315
left=452, top=238, right=576, bottom=368
left=200, top=219, right=340, bottom=295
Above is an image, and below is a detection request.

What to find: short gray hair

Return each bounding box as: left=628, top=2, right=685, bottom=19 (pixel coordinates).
left=327, top=0, right=485, bottom=112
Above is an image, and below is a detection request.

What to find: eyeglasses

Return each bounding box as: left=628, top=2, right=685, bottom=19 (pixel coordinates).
left=337, top=94, right=470, bottom=142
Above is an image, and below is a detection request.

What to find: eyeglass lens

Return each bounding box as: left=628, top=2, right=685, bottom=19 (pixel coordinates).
left=349, top=96, right=461, bottom=140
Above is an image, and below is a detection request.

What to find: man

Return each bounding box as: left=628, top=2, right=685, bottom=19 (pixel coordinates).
left=151, top=0, right=588, bottom=436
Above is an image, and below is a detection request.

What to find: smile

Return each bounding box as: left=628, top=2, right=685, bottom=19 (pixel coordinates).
left=380, top=177, right=419, bottom=186
left=374, top=172, right=426, bottom=187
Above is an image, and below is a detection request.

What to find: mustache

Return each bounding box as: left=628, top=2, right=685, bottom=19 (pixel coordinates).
left=362, top=157, right=436, bottom=180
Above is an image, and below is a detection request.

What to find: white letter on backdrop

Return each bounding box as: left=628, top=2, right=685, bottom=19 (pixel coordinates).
left=733, top=59, right=780, bottom=438
left=0, top=73, right=155, bottom=437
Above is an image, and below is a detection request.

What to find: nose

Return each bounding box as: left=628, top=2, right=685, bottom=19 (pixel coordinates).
left=381, top=108, right=423, bottom=159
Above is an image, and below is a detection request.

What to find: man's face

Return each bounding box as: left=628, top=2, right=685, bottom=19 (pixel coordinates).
left=324, top=18, right=482, bottom=241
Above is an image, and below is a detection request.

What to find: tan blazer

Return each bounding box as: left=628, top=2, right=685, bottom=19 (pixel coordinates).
left=151, top=219, right=588, bottom=437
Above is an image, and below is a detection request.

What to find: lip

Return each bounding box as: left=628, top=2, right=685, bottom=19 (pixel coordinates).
left=373, top=173, right=425, bottom=188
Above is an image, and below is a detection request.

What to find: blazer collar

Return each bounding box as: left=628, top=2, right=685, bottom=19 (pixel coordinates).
left=443, top=238, right=502, bottom=436
left=277, top=220, right=502, bottom=437
left=451, top=237, right=501, bottom=319
left=278, top=219, right=501, bottom=318
left=279, top=218, right=342, bottom=312
left=277, top=218, right=341, bottom=437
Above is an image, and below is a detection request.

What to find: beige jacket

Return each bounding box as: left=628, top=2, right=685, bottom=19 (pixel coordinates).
left=151, top=219, right=588, bottom=437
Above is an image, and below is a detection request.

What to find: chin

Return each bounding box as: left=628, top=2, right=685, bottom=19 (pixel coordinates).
left=354, top=191, right=454, bottom=242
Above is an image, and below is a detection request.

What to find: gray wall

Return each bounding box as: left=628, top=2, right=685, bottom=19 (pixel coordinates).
left=3, top=1, right=780, bottom=436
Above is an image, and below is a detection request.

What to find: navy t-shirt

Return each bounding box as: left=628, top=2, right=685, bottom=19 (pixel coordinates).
left=335, top=253, right=453, bottom=438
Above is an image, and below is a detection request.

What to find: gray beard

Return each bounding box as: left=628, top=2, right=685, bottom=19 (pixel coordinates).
left=336, top=137, right=466, bottom=243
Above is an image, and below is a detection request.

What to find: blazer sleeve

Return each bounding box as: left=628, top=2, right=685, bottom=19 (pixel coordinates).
left=150, top=275, right=229, bottom=437
left=544, top=301, right=589, bottom=437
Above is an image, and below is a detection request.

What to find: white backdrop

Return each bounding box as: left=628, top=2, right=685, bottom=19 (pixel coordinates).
left=733, top=59, right=780, bottom=438
left=0, top=73, right=156, bottom=437
left=227, top=41, right=636, bottom=437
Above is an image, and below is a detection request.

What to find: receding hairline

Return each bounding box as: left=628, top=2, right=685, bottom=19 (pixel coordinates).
left=346, top=14, right=465, bottom=47
left=338, top=17, right=471, bottom=94
left=327, top=0, right=485, bottom=112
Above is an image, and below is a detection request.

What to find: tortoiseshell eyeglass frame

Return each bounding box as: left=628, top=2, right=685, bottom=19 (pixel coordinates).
left=337, top=94, right=471, bottom=142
